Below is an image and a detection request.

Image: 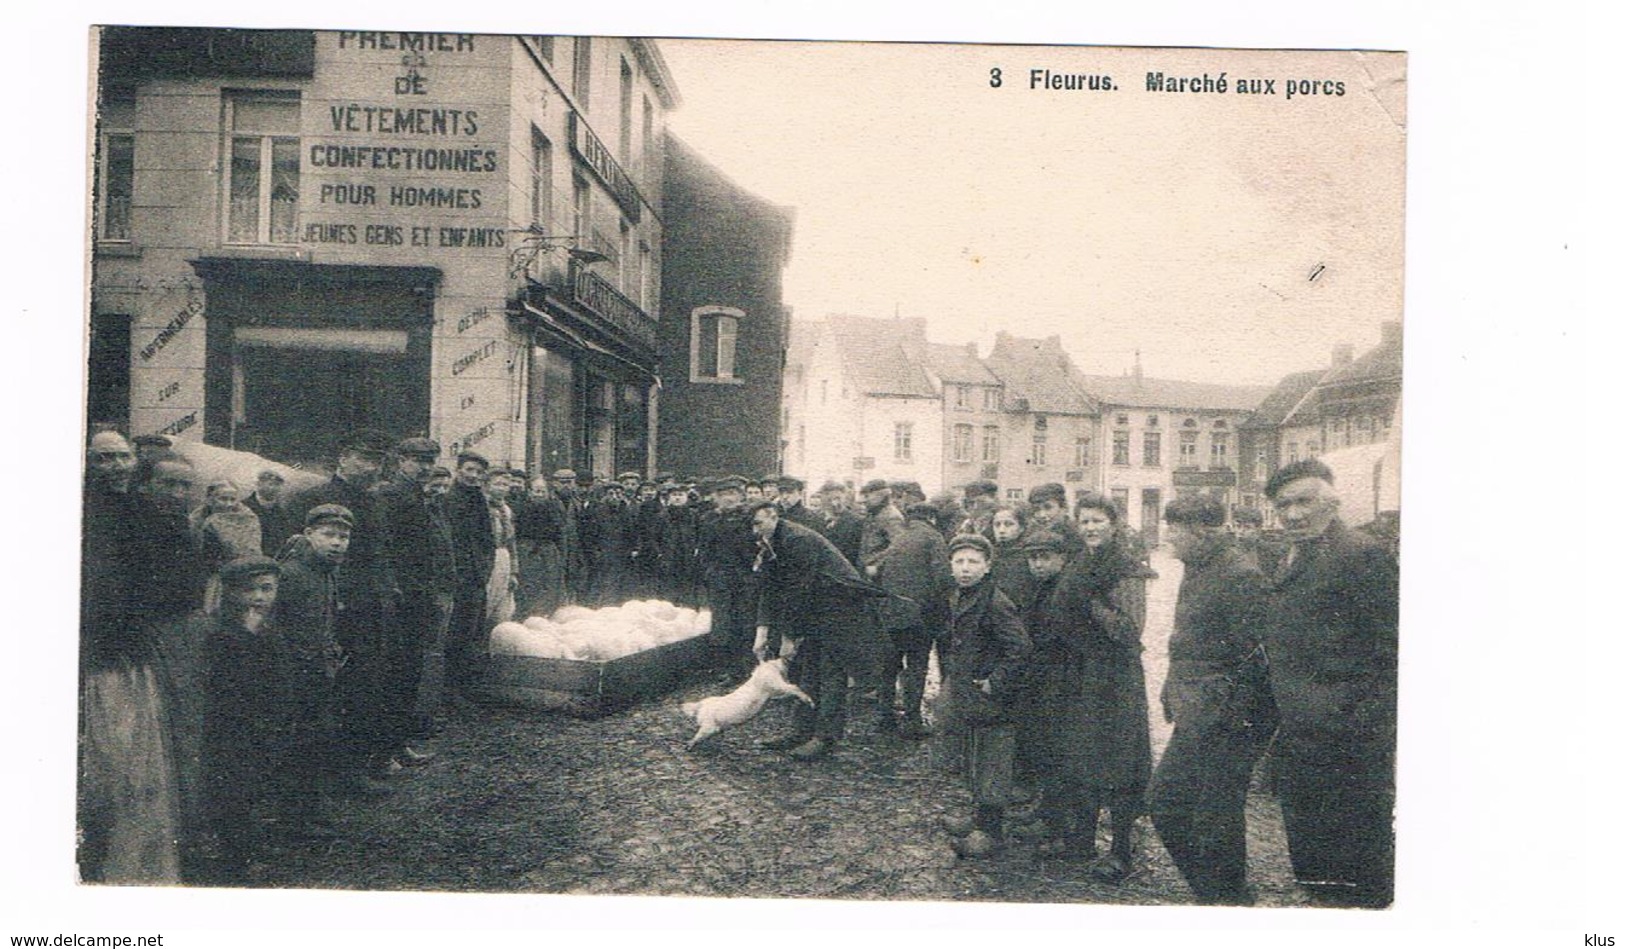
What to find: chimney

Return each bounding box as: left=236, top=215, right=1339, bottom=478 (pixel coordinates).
left=1380, top=321, right=1402, bottom=347
left=1332, top=343, right=1354, bottom=368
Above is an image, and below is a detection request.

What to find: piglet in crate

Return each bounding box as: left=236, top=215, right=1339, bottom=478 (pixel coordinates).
left=681, top=659, right=813, bottom=749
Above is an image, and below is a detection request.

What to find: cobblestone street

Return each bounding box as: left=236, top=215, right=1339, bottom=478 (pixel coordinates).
left=237, top=550, right=1313, bottom=907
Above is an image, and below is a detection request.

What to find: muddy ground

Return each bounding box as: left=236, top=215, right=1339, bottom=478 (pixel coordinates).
left=237, top=550, right=1317, bottom=907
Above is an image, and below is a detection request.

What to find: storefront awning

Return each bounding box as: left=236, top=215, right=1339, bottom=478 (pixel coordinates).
left=520, top=300, right=654, bottom=379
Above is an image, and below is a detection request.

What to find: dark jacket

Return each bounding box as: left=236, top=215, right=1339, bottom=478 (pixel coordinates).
left=444, top=481, right=496, bottom=592
left=991, top=534, right=1037, bottom=613
left=859, top=504, right=906, bottom=570
left=81, top=484, right=148, bottom=670
left=1261, top=518, right=1398, bottom=759
left=871, top=518, right=951, bottom=632
left=819, top=509, right=865, bottom=568
left=244, top=493, right=299, bottom=558
left=779, top=500, right=826, bottom=533
left=289, top=474, right=394, bottom=601
left=373, top=475, right=457, bottom=596
left=755, top=518, right=886, bottom=643
left=941, top=577, right=1031, bottom=731
left=1022, top=536, right=1155, bottom=793
left=1163, top=533, right=1276, bottom=732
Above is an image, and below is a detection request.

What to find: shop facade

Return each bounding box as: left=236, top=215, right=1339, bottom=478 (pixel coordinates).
left=90, top=28, right=675, bottom=474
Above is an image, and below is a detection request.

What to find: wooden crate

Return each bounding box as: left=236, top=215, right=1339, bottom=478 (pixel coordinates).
left=478, top=632, right=718, bottom=718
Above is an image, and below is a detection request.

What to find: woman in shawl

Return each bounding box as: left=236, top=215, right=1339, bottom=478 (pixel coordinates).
left=1021, top=491, right=1157, bottom=882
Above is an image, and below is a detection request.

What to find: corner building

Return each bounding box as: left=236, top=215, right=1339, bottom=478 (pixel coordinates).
left=89, top=28, right=677, bottom=475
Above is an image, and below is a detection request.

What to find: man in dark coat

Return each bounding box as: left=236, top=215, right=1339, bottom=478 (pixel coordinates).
left=242, top=469, right=296, bottom=556
left=373, top=437, right=456, bottom=762
left=549, top=468, right=587, bottom=604
left=657, top=482, right=702, bottom=606
left=1150, top=496, right=1278, bottom=905
left=1260, top=459, right=1399, bottom=908
left=749, top=502, right=889, bottom=761
left=815, top=480, right=865, bottom=567
left=697, top=477, right=759, bottom=679
left=871, top=503, right=952, bottom=738
left=443, top=451, right=496, bottom=701
left=857, top=479, right=906, bottom=578
left=581, top=482, right=633, bottom=605
left=286, top=432, right=397, bottom=775
left=775, top=476, right=825, bottom=532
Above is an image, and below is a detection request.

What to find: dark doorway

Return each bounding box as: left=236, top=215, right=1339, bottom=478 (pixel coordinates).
left=232, top=344, right=427, bottom=467
left=86, top=312, right=132, bottom=431
left=1140, top=487, right=1162, bottom=549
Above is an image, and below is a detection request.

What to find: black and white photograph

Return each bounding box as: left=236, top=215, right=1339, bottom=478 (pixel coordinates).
left=7, top=3, right=1611, bottom=945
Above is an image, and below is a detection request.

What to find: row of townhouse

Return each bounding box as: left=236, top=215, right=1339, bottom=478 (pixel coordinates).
left=87, top=26, right=791, bottom=481
left=783, top=314, right=1400, bottom=544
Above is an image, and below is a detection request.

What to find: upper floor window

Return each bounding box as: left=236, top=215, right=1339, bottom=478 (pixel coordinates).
left=1143, top=431, right=1162, bottom=467
left=97, top=91, right=135, bottom=242
left=572, top=36, right=592, bottom=106
left=1116, top=414, right=1129, bottom=426
left=225, top=92, right=300, bottom=245
left=984, top=387, right=1001, bottom=411
left=618, top=57, right=634, bottom=164
left=1030, top=432, right=1048, bottom=467
left=1179, top=430, right=1200, bottom=468
left=952, top=424, right=974, bottom=463
left=1073, top=436, right=1091, bottom=468
left=1210, top=433, right=1230, bottom=469
left=690, top=306, right=742, bottom=383
left=1146, top=414, right=1159, bottom=428
left=533, top=36, right=555, bottom=62
left=641, top=95, right=656, bottom=178
left=894, top=422, right=914, bottom=462
left=571, top=175, right=590, bottom=243
left=955, top=385, right=971, bottom=409
left=530, top=126, right=553, bottom=227
left=982, top=425, right=1000, bottom=462
left=1112, top=430, right=1130, bottom=466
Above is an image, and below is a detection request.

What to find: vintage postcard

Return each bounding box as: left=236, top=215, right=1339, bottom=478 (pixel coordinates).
left=74, top=21, right=1405, bottom=924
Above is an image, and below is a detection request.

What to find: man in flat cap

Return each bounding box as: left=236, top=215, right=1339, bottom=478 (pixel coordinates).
left=858, top=479, right=905, bottom=581
left=547, top=468, right=586, bottom=604
left=816, top=481, right=865, bottom=568
left=1259, top=459, right=1398, bottom=907
left=958, top=479, right=1001, bottom=540
left=444, top=451, right=495, bottom=702
left=775, top=476, right=825, bottom=533
left=697, top=476, right=759, bottom=680
left=373, top=437, right=455, bottom=764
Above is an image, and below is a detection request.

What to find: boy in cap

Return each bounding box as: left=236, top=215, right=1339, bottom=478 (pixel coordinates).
left=938, top=533, right=1031, bottom=857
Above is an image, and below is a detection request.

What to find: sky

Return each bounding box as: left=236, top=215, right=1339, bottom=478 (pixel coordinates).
left=655, top=40, right=1406, bottom=386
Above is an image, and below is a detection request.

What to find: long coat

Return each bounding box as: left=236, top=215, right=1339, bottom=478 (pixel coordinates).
left=373, top=476, right=456, bottom=597
left=870, top=518, right=951, bottom=632
left=940, top=578, right=1031, bottom=734
left=444, top=481, right=496, bottom=595
left=1021, top=536, right=1155, bottom=794
left=1261, top=518, right=1398, bottom=761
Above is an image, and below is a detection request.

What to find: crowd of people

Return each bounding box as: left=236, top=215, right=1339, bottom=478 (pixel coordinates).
left=79, top=425, right=1397, bottom=908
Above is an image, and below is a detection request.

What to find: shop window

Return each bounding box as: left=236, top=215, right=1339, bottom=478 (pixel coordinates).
left=690, top=306, right=743, bottom=383
left=225, top=92, right=300, bottom=245
left=952, top=424, right=973, bottom=463
left=982, top=425, right=1000, bottom=462
left=894, top=422, right=913, bottom=462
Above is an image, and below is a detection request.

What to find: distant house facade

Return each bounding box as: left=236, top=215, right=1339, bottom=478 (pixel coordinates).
left=783, top=314, right=944, bottom=494
left=656, top=135, right=794, bottom=479
left=982, top=333, right=1100, bottom=505
left=924, top=343, right=1006, bottom=497
left=1075, top=364, right=1269, bottom=546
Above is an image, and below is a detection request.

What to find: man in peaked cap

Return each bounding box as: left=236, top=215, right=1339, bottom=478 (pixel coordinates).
left=373, top=436, right=455, bottom=764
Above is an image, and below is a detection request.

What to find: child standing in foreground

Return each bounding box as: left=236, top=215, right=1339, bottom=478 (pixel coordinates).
left=939, top=533, right=1032, bottom=858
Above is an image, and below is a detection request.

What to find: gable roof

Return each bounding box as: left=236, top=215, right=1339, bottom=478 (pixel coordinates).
left=823, top=314, right=937, bottom=398
left=983, top=333, right=1097, bottom=415
left=1076, top=372, right=1271, bottom=414
left=1239, top=369, right=1326, bottom=430
left=1319, top=332, right=1402, bottom=388
left=925, top=343, right=1000, bottom=386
